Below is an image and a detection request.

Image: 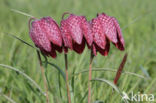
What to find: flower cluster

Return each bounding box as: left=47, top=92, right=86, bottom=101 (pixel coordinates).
left=29, top=12, right=125, bottom=58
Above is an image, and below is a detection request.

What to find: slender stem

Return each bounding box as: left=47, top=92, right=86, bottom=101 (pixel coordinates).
left=88, top=51, right=94, bottom=103
left=37, top=51, right=49, bottom=103
left=64, top=54, right=71, bottom=103
left=62, top=12, right=71, bottom=20
left=28, top=17, right=37, bottom=30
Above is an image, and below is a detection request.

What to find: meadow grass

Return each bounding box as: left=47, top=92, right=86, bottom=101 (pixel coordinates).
left=0, top=0, right=156, bottom=103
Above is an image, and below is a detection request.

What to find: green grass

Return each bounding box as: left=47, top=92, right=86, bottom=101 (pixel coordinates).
left=0, top=0, right=156, bottom=103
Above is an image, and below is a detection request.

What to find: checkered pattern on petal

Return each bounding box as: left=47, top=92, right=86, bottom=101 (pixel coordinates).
left=40, top=17, right=62, bottom=46
left=92, top=17, right=106, bottom=49
left=30, top=20, right=51, bottom=52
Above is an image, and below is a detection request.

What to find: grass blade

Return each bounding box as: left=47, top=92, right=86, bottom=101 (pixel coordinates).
left=0, top=94, right=17, bottom=103
left=71, top=68, right=75, bottom=99
left=140, top=65, right=151, bottom=79
left=91, top=78, right=128, bottom=103
left=6, top=33, right=39, bottom=50
left=46, top=61, right=66, bottom=81
left=93, top=100, right=104, bottom=103
left=80, top=90, right=88, bottom=103
left=73, top=68, right=146, bottom=79
left=92, top=78, right=120, bottom=93
left=0, top=64, right=45, bottom=96
left=11, top=9, right=34, bottom=18
left=58, top=72, right=62, bottom=98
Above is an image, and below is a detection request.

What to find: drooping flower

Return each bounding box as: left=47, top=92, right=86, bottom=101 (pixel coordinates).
left=60, top=13, right=93, bottom=54
left=91, top=13, right=125, bottom=56
left=29, top=17, right=62, bottom=58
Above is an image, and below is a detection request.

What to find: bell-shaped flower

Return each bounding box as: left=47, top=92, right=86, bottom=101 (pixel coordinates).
left=29, top=17, right=62, bottom=58
left=91, top=13, right=125, bottom=56
left=60, top=13, right=93, bottom=54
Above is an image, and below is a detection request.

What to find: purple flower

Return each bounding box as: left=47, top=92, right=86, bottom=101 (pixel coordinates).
left=91, top=13, right=125, bottom=56
left=29, top=17, right=62, bottom=58
left=60, top=13, right=93, bottom=54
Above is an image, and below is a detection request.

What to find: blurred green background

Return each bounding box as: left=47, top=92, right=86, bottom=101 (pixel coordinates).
left=0, top=0, right=156, bottom=103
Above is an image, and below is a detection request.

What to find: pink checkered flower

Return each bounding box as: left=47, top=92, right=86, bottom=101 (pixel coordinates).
left=91, top=13, right=125, bottom=56
left=60, top=13, right=93, bottom=54
left=29, top=17, right=62, bottom=58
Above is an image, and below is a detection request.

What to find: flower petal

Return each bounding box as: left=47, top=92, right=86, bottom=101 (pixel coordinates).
left=103, top=40, right=110, bottom=56
left=63, top=46, right=68, bottom=54
left=92, top=17, right=106, bottom=49
left=73, top=38, right=85, bottom=54
left=30, top=20, right=51, bottom=52
left=67, top=14, right=83, bottom=44
left=94, top=40, right=110, bottom=56
left=51, top=43, right=62, bottom=53
left=112, top=17, right=125, bottom=50
left=40, top=17, right=62, bottom=47
left=98, top=13, right=118, bottom=43
left=81, top=16, right=93, bottom=46
left=60, top=20, right=73, bottom=49
left=49, top=48, right=57, bottom=58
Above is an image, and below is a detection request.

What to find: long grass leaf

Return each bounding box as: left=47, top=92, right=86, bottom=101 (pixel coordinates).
left=91, top=78, right=128, bottom=103
left=73, top=68, right=146, bottom=79
left=0, top=64, right=45, bottom=96
left=92, top=78, right=120, bottom=93
left=58, top=72, right=62, bottom=98
left=6, top=33, right=39, bottom=50
left=140, top=65, right=151, bottom=79
left=93, top=100, right=104, bottom=103
left=0, top=94, right=17, bottom=103
left=11, top=9, right=34, bottom=18
left=80, top=90, right=88, bottom=103
left=46, top=62, right=66, bottom=81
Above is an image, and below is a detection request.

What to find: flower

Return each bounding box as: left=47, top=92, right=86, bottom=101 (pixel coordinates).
left=60, top=13, right=93, bottom=54
left=91, top=13, right=125, bottom=56
left=29, top=17, right=62, bottom=58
